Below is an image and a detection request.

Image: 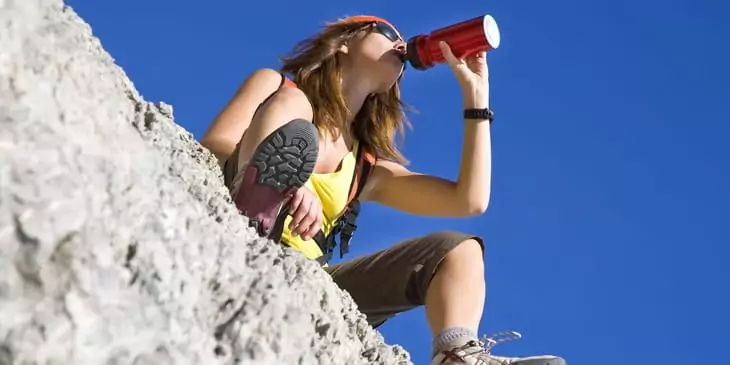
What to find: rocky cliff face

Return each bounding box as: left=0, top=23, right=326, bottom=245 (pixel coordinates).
left=0, top=1, right=412, bottom=364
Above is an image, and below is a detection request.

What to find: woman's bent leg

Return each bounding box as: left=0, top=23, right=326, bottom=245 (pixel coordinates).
left=428, top=241, right=567, bottom=365
left=231, top=118, right=318, bottom=239
left=324, top=231, right=482, bottom=329
left=425, top=238, right=485, bottom=335
left=324, top=231, right=566, bottom=365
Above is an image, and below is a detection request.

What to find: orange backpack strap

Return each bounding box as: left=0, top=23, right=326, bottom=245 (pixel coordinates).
left=282, top=76, right=297, bottom=88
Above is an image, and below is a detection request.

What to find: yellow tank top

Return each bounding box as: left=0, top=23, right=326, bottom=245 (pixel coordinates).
left=280, top=141, right=360, bottom=260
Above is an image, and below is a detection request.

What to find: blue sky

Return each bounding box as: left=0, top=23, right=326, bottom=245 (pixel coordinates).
left=67, top=0, right=729, bottom=364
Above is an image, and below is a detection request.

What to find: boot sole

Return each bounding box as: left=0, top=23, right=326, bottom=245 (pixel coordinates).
left=510, top=358, right=567, bottom=365
left=233, top=119, right=318, bottom=238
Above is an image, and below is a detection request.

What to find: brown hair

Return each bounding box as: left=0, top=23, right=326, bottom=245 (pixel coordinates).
left=279, top=20, right=411, bottom=164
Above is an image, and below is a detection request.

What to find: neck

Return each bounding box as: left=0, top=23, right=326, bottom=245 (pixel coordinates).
left=340, top=72, right=374, bottom=124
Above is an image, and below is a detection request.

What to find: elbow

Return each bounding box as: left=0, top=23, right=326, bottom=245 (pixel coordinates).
left=464, top=195, right=490, bottom=216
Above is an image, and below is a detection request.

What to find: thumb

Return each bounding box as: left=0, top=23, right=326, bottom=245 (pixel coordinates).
left=438, top=41, right=465, bottom=70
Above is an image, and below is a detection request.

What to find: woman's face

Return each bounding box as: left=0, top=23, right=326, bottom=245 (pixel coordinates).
left=345, top=22, right=406, bottom=91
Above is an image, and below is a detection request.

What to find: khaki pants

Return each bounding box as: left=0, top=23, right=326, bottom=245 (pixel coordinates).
left=223, top=148, right=484, bottom=328
left=324, top=231, right=483, bottom=328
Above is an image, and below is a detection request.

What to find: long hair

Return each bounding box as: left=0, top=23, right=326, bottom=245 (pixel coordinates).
left=279, top=19, right=411, bottom=164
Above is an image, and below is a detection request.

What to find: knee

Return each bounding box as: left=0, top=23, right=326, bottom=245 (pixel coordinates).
left=253, top=87, right=313, bottom=128
left=240, top=87, right=314, bottom=147
left=442, top=238, right=485, bottom=272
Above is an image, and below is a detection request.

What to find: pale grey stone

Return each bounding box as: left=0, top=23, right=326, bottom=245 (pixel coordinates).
left=0, top=1, right=412, bottom=364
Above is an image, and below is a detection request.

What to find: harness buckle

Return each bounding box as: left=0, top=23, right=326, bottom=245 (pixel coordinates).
left=338, top=212, right=359, bottom=258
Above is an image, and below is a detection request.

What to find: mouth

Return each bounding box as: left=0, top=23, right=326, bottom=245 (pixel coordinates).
left=387, top=49, right=406, bottom=64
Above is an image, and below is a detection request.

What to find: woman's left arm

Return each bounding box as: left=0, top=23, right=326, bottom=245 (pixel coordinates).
left=361, top=42, right=493, bottom=218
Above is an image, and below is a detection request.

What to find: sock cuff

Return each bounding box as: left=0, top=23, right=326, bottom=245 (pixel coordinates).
left=432, top=326, right=477, bottom=356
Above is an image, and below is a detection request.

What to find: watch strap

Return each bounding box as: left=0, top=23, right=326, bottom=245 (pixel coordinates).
left=464, top=108, right=494, bottom=123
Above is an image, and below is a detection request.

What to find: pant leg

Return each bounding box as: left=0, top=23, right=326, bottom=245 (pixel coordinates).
left=324, top=231, right=484, bottom=328
left=222, top=141, right=240, bottom=192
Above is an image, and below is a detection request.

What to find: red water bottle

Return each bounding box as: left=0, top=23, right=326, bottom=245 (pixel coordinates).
left=405, top=14, right=501, bottom=70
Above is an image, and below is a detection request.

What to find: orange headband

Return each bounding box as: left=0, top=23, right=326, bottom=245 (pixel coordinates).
left=326, top=15, right=398, bottom=32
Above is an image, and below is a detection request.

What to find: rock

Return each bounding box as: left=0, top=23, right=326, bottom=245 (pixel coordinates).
left=0, top=0, right=412, bottom=364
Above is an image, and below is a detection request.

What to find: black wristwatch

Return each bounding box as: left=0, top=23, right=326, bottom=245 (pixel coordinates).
left=464, top=108, right=494, bottom=123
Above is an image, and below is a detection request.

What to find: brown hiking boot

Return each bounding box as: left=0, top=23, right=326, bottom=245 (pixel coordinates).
left=231, top=119, right=318, bottom=240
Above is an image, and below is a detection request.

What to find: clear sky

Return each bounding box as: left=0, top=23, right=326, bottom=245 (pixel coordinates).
left=66, top=0, right=729, bottom=364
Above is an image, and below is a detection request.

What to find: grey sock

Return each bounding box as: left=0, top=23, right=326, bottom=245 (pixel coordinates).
left=431, top=326, right=477, bottom=358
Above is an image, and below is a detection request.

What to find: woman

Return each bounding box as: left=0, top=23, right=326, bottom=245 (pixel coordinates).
left=201, top=15, right=566, bottom=365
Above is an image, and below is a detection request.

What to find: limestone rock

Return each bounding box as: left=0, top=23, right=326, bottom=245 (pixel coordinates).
left=0, top=1, right=412, bottom=364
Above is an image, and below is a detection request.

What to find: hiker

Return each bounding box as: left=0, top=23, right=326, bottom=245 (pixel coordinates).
left=201, top=15, right=566, bottom=365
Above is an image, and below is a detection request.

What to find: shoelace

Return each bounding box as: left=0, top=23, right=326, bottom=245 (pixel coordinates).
left=478, top=331, right=523, bottom=354
left=437, top=331, right=523, bottom=365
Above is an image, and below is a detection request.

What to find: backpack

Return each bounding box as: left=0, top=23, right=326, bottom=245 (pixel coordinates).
left=257, top=72, right=376, bottom=266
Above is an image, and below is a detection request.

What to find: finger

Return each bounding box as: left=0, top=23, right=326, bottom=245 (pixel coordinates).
left=288, top=189, right=304, bottom=215
left=289, top=197, right=313, bottom=232
left=466, top=60, right=486, bottom=74
left=299, top=199, right=322, bottom=240
left=290, top=198, right=311, bottom=230
left=438, top=41, right=464, bottom=69
left=466, top=52, right=488, bottom=76
left=465, top=51, right=486, bottom=65
left=294, top=205, right=318, bottom=236
left=301, top=212, right=323, bottom=240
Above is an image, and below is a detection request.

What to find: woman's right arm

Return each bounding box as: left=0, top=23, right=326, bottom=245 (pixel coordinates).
left=200, top=67, right=285, bottom=164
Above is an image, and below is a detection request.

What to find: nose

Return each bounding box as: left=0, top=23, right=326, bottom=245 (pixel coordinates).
left=393, top=41, right=407, bottom=65
left=393, top=41, right=406, bottom=55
